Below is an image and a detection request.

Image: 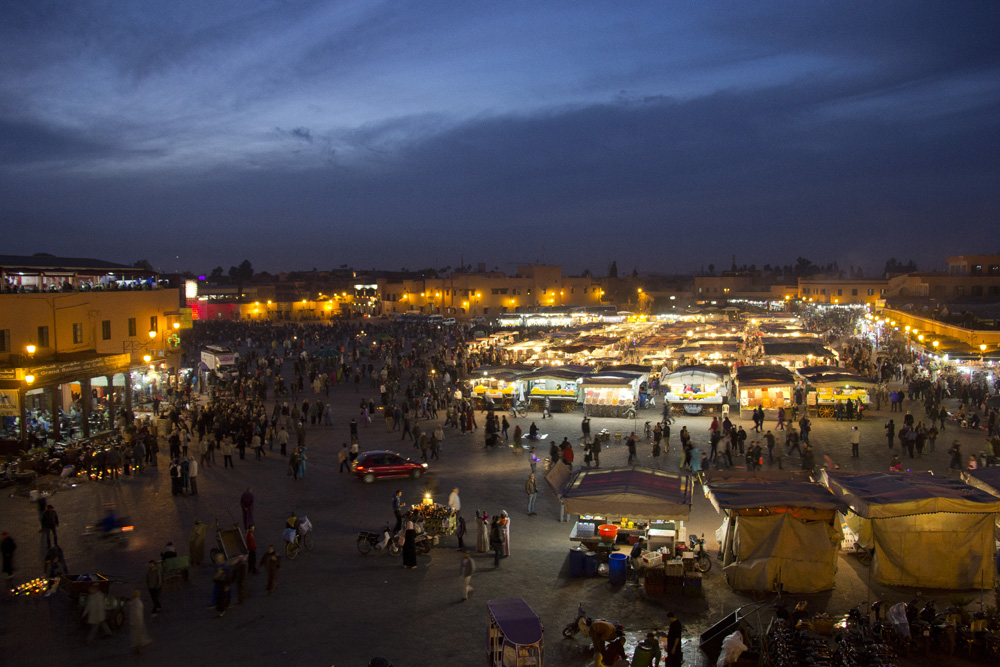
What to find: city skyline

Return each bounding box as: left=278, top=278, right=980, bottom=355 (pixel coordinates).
left=2, top=1, right=998, bottom=274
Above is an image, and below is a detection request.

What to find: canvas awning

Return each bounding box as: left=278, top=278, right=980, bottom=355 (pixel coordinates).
left=558, top=467, right=692, bottom=521
left=705, top=473, right=848, bottom=514
left=822, top=470, right=1000, bottom=589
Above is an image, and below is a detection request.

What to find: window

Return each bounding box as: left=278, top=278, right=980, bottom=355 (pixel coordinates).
left=37, top=326, right=49, bottom=348
left=954, top=286, right=965, bottom=297
left=851, top=289, right=858, bottom=296
left=150, top=315, right=158, bottom=333
left=102, top=320, right=111, bottom=340
left=880, top=289, right=887, bottom=295
left=989, top=286, right=999, bottom=296
left=128, top=318, right=137, bottom=337
left=72, top=323, right=83, bottom=344
left=972, top=264, right=984, bottom=276
left=0, top=329, right=9, bottom=353
left=867, top=289, right=875, bottom=296
left=989, top=265, right=1000, bottom=277
left=820, top=289, right=826, bottom=295
left=526, top=289, right=531, bottom=295
left=837, top=289, right=843, bottom=296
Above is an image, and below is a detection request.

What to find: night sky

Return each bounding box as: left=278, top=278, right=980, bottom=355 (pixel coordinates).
left=2, top=1, right=998, bottom=276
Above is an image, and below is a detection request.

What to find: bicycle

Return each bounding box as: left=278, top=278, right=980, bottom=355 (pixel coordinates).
left=684, top=533, right=712, bottom=573
left=284, top=516, right=314, bottom=560
left=509, top=401, right=527, bottom=418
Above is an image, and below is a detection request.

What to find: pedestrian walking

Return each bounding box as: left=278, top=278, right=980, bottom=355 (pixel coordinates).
left=489, top=516, right=504, bottom=567
left=189, top=519, right=211, bottom=566
left=240, top=488, right=254, bottom=529
left=666, top=612, right=683, bottom=667
left=84, top=584, right=113, bottom=642
left=525, top=473, right=538, bottom=515
left=850, top=426, right=860, bottom=458
left=456, top=515, right=467, bottom=551
left=245, top=526, right=258, bottom=575
left=448, top=488, right=461, bottom=512
left=187, top=456, right=199, bottom=495
left=460, top=551, right=476, bottom=601
left=1, top=532, right=16, bottom=580
left=42, top=504, right=59, bottom=548
left=211, top=554, right=232, bottom=617
left=146, top=560, right=163, bottom=615
left=126, top=590, right=152, bottom=654
left=338, top=443, right=350, bottom=473
left=260, top=545, right=280, bottom=593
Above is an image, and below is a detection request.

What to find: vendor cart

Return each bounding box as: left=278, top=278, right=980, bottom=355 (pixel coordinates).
left=488, top=598, right=544, bottom=666
left=210, top=523, right=248, bottom=562
left=61, top=574, right=127, bottom=630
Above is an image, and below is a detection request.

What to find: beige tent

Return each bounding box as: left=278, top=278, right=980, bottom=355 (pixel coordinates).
left=705, top=471, right=846, bottom=593
left=823, top=470, right=1000, bottom=589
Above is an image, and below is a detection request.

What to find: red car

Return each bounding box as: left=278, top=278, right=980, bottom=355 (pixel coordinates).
left=353, top=450, right=428, bottom=483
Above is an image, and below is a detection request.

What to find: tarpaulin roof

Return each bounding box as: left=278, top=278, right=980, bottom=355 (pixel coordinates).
left=558, top=467, right=692, bottom=520
left=734, top=365, right=798, bottom=387
left=704, top=473, right=848, bottom=513
left=797, top=365, right=878, bottom=388
left=762, top=341, right=836, bottom=357
left=521, top=366, right=588, bottom=381
left=963, top=468, right=1000, bottom=495
left=822, top=470, right=1000, bottom=518
left=487, top=598, right=543, bottom=645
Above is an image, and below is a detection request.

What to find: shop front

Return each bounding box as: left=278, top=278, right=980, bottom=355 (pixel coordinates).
left=735, top=365, right=798, bottom=417
left=663, top=364, right=730, bottom=415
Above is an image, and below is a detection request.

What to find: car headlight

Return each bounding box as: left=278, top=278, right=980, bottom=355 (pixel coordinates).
left=421, top=463, right=428, bottom=468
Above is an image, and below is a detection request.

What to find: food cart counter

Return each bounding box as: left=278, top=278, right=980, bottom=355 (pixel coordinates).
left=568, top=516, right=686, bottom=557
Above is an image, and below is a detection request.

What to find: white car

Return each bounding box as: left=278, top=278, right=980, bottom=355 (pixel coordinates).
left=442, top=317, right=456, bottom=325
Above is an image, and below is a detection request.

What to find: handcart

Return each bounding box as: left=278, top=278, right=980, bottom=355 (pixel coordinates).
left=61, top=574, right=127, bottom=630
left=210, top=523, right=248, bottom=563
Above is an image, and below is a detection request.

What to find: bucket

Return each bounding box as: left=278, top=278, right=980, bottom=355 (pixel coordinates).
left=609, top=552, right=628, bottom=585
left=583, top=552, right=598, bottom=578
left=597, top=524, right=619, bottom=541
left=569, top=547, right=586, bottom=578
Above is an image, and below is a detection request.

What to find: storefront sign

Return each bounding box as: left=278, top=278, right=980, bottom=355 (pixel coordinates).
left=0, top=389, right=20, bottom=416
left=25, top=354, right=133, bottom=386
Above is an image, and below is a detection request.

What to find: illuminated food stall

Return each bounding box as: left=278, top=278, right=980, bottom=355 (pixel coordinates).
left=557, top=467, right=693, bottom=555
left=735, top=365, right=798, bottom=416
left=823, top=470, right=1000, bottom=589
left=663, top=364, right=730, bottom=415
left=760, top=341, right=838, bottom=368
left=703, top=471, right=847, bottom=593
left=471, top=366, right=531, bottom=408
left=521, top=366, right=585, bottom=410
left=797, top=366, right=877, bottom=418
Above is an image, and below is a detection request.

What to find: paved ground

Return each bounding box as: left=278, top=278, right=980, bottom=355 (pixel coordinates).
left=1, top=355, right=995, bottom=667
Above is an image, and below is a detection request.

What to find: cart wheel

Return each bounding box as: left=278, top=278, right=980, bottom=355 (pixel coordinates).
left=285, top=541, right=299, bottom=560
left=410, top=469, right=422, bottom=480
left=111, top=609, right=125, bottom=629
left=363, top=473, right=376, bottom=484
left=357, top=537, right=373, bottom=555
left=303, top=533, right=314, bottom=551
left=417, top=541, right=431, bottom=554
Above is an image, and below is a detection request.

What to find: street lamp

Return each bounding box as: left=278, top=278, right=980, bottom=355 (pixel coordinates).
left=25, top=344, right=36, bottom=355
left=148, top=330, right=156, bottom=339
left=25, top=375, right=34, bottom=384
left=143, top=355, right=151, bottom=363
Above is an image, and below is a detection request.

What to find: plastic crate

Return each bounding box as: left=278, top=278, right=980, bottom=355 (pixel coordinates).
left=641, top=552, right=663, bottom=569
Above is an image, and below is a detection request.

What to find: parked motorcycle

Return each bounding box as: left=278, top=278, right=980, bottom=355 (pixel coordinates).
left=676, top=533, right=712, bottom=573
left=357, top=523, right=398, bottom=556
left=561, top=603, right=623, bottom=639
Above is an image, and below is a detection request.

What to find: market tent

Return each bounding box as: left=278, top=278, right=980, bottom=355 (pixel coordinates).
left=962, top=468, right=1000, bottom=539
left=822, top=470, right=1000, bottom=589
left=558, top=467, right=692, bottom=521
left=704, top=472, right=847, bottom=593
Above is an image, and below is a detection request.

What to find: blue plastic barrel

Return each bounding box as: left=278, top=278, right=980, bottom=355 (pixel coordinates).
left=609, top=552, right=628, bottom=585
left=569, top=547, right=586, bottom=577
left=583, top=552, right=598, bottom=578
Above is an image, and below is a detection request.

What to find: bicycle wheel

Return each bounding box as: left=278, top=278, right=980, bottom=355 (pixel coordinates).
left=303, top=533, right=314, bottom=551
left=857, top=549, right=872, bottom=567
left=697, top=553, right=712, bottom=573
left=357, top=537, right=372, bottom=555
left=285, top=541, right=300, bottom=560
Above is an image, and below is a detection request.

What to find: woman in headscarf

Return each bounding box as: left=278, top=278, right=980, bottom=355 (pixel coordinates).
left=476, top=510, right=489, bottom=553
left=402, top=520, right=418, bottom=569
left=500, top=510, right=510, bottom=557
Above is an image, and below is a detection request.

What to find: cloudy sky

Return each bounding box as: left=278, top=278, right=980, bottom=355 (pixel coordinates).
left=2, top=1, right=998, bottom=276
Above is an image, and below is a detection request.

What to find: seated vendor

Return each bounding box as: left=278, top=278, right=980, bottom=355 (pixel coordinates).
left=160, top=541, right=178, bottom=560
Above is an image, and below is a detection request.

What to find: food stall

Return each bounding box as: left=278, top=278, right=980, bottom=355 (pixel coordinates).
left=521, top=366, right=586, bottom=411
left=407, top=492, right=458, bottom=538
left=760, top=341, right=838, bottom=368
left=797, top=366, right=877, bottom=418
left=580, top=370, right=646, bottom=418
left=488, top=598, right=544, bottom=666
left=662, top=364, right=730, bottom=415
left=471, top=367, right=530, bottom=409
left=703, top=471, right=847, bottom=593
left=822, top=470, right=1000, bottom=589
left=557, top=467, right=692, bottom=579
left=735, top=365, right=798, bottom=417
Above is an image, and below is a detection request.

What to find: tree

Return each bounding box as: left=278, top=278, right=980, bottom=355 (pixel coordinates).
left=631, top=267, right=639, bottom=278
left=581, top=268, right=592, bottom=278
left=210, top=266, right=224, bottom=280
left=883, top=258, right=918, bottom=277
left=133, top=259, right=154, bottom=272
left=228, top=259, right=254, bottom=302
left=608, top=261, right=618, bottom=279
left=708, top=264, right=715, bottom=275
